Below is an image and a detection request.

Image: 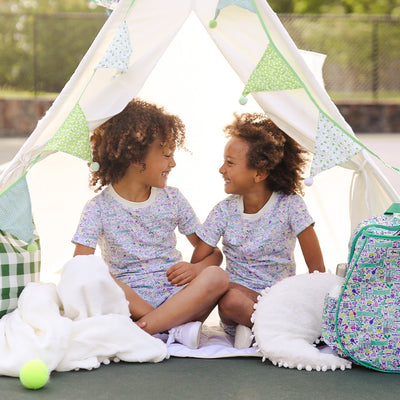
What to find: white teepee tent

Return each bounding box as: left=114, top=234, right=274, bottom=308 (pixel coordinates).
left=0, top=0, right=399, bottom=284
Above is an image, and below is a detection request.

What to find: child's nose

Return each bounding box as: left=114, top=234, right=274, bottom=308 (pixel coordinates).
left=219, top=164, right=225, bottom=174
left=170, top=157, right=176, bottom=168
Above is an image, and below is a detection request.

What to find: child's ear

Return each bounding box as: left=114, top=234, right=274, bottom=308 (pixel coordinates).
left=254, top=170, right=268, bottom=183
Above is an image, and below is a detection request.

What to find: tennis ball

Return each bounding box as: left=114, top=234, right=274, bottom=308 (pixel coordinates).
left=19, top=360, right=49, bottom=390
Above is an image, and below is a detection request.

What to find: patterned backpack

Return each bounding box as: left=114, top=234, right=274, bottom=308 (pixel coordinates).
left=322, top=204, right=400, bottom=372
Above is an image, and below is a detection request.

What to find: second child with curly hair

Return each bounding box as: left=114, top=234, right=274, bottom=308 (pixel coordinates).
left=73, top=99, right=229, bottom=349
left=191, top=113, right=325, bottom=349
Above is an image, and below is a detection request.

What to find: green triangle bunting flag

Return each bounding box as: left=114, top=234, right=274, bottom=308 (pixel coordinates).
left=44, top=103, right=92, bottom=162
left=240, top=44, right=303, bottom=104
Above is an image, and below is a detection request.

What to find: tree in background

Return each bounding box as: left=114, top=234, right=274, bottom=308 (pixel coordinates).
left=0, top=0, right=96, bottom=13
left=1, top=0, right=399, bottom=95
left=0, top=0, right=105, bottom=92
left=268, top=0, right=400, bottom=14
left=339, top=0, right=400, bottom=14
left=1, top=0, right=400, bottom=14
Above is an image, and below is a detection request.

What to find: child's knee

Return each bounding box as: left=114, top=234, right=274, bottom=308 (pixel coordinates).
left=200, top=266, right=229, bottom=293
left=209, top=266, right=229, bottom=288
left=218, top=288, right=242, bottom=315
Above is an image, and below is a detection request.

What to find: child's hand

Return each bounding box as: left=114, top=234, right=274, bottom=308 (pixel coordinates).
left=166, top=262, right=200, bottom=286
left=136, top=320, right=147, bottom=329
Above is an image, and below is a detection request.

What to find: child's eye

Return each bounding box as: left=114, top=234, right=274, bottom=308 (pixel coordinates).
left=227, top=160, right=233, bottom=165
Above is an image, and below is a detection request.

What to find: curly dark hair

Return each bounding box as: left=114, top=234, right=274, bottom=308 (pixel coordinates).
left=89, top=99, right=185, bottom=191
left=223, top=113, right=309, bottom=195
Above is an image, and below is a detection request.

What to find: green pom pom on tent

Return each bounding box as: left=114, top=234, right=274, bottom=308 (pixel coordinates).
left=209, top=19, right=218, bottom=29
left=27, top=243, right=38, bottom=253
left=90, top=162, right=100, bottom=172
left=239, top=95, right=248, bottom=105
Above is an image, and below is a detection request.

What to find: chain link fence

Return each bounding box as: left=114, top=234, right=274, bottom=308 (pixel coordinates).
left=0, top=12, right=399, bottom=101
left=280, top=14, right=400, bottom=101
left=0, top=12, right=106, bottom=93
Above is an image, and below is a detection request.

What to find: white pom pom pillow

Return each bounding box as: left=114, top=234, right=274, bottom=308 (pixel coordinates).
left=252, top=272, right=352, bottom=371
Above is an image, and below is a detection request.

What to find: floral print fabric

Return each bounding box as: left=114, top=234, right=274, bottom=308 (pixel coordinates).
left=73, top=186, right=200, bottom=307
left=310, top=112, right=362, bottom=179
left=322, top=214, right=400, bottom=371
left=196, top=192, right=314, bottom=292
left=44, top=104, right=92, bottom=162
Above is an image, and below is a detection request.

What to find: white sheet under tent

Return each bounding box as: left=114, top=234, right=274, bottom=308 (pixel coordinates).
left=0, top=0, right=399, bottom=285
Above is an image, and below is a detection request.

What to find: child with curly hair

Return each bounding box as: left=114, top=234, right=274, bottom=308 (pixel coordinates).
left=191, top=113, right=325, bottom=349
left=73, top=99, right=228, bottom=349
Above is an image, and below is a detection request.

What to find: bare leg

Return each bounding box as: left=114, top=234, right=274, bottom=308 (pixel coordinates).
left=218, top=282, right=259, bottom=328
left=112, top=275, right=155, bottom=320
left=137, top=266, right=229, bottom=335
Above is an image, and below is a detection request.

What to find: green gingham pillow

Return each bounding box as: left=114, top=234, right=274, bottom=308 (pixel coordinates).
left=0, top=229, right=41, bottom=318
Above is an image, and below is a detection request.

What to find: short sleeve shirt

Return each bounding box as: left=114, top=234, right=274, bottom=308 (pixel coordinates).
left=72, top=186, right=200, bottom=303
left=196, top=192, right=314, bottom=292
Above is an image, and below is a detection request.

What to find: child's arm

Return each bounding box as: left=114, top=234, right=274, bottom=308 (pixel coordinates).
left=166, top=234, right=222, bottom=287
left=73, top=244, right=155, bottom=319
left=297, top=225, right=325, bottom=273
left=190, top=236, right=219, bottom=264
left=74, top=243, right=95, bottom=256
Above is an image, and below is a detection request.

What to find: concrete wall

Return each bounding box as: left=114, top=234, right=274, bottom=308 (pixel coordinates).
left=0, top=97, right=399, bottom=136
left=0, top=98, right=53, bottom=137
left=338, top=102, right=400, bottom=134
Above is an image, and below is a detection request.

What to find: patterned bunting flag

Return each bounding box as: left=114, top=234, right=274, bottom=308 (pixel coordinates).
left=242, top=44, right=303, bottom=98
left=215, top=0, right=256, bottom=17
left=210, top=0, right=256, bottom=27
left=96, top=20, right=132, bottom=73
left=91, top=0, right=119, bottom=10
left=309, top=112, right=362, bottom=179
left=44, top=104, right=92, bottom=162
left=0, top=177, right=33, bottom=243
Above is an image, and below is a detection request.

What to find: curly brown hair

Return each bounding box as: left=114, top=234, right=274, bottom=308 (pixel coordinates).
left=223, top=113, right=309, bottom=195
left=90, top=99, right=185, bottom=191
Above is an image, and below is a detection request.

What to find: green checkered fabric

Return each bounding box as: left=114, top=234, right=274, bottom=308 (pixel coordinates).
left=0, top=229, right=41, bottom=318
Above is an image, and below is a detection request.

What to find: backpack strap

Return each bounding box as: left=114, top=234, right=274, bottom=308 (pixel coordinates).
left=385, top=203, right=400, bottom=215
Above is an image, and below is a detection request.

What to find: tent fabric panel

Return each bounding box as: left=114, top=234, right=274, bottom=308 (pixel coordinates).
left=0, top=0, right=191, bottom=194
left=195, top=0, right=399, bottom=224
left=253, top=0, right=354, bottom=134
left=0, top=0, right=398, bottom=237
left=81, top=0, right=192, bottom=128
left=194, top=1, right=326, bottom=151
left=348, top=151, right=400, bottom=230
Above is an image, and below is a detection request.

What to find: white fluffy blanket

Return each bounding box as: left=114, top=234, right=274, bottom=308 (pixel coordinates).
left=252, top=272, right=352, bottom=371
left=0, top=258, right=353, bottom=375
left=0, top=256, right=168, bottom=377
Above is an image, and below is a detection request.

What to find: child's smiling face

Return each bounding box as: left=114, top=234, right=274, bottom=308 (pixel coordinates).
left=140, top=138, right=176, bottom=188
left=219, top=137, right=258, bottom=195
